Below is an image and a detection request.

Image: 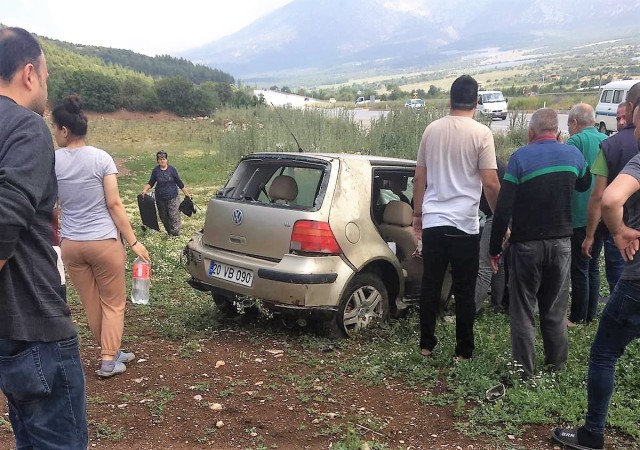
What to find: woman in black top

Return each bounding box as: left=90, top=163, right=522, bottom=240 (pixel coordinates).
left=141, top=151, right=191, bottom=236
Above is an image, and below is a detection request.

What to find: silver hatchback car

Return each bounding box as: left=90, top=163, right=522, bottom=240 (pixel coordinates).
left=184, top=152, right=451, bottom=336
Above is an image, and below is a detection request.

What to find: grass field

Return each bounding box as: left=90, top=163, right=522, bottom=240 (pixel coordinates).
left=76, top=107, right=640, bottom=448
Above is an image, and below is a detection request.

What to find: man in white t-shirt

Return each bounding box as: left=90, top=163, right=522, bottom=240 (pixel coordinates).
left=412, top=75, right=500, bottom=359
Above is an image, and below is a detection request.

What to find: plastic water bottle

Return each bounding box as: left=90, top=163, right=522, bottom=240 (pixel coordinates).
left=131, top=257, right=151, bottom=305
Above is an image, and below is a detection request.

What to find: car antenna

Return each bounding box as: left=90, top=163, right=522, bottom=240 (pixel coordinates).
left=270, top=102, right=304, bottom=152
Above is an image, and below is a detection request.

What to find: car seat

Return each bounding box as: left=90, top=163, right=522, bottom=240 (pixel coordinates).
left=379, top=200, right=422, bottom=286
left=269, top=175, right=298, bottom=204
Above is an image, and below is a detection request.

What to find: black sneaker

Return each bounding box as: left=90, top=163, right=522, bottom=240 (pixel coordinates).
left=551, top=427, right=604, bottom=450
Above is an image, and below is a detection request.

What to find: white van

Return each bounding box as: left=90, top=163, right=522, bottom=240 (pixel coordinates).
left=477, top=91, right=508, bottom=120
left=595, top=80, right=639, bottom=134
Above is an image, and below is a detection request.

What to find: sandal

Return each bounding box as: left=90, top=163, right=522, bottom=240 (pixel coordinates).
left=420, top=348, right=432, bottom=357
left=485, top=383, right=505, bottom=402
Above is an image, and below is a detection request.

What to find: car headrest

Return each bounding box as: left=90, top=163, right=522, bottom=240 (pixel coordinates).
left=269, top=175, right=298, bottom=202
left=383, top=200, right=413, bottom=227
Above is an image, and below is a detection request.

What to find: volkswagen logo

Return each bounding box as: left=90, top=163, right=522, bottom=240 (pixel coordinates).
left=232, top=209, right=244, bottom=225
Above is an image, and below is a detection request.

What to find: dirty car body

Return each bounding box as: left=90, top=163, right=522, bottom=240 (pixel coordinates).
left=184, top=152, right=451, bottom=336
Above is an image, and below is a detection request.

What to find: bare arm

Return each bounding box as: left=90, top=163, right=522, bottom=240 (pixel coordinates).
left=104, top=174, right=151, bottom=263
left=582, top=176, right=607, bottom=257
left=479, top=168, right=500, bottom=213
left=412, top=165, right=427, bottom=239
left=0, top=260, right=5, bottom=271
left=602, top=173, right=640, bottom=261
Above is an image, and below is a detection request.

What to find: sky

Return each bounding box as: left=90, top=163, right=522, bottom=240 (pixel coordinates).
left=2, top=0, right=295, bottom=56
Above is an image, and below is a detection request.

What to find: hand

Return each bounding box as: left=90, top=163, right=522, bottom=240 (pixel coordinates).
left=612, top=224, right=640, bottom=262
left=489, top=254, right=501, bottom=274
left=141, top=191, right=146, bottom=197
left=582, top=235, right=594, bottom=258
left=132, top=242, right=151, bottom=263
left=412, top=216, right=422, bottom=242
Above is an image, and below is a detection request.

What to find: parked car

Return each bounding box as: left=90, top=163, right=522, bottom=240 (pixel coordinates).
left=328, top=98, right=337, bottom=103
left=184, top=152, right=452, bottom=337
left=595, top=79, right=639, bottom=134
left=477, top=90, right=508, bottom=120
left=405, top=99, right=424, bottom=109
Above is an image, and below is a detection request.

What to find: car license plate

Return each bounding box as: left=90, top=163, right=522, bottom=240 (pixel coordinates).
left=208, top=261, right=254, bottom=287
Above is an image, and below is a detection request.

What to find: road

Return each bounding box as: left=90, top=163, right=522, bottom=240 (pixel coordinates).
left=353, top=110, right=570, bottom=134
left=491, top=113, right=569, bottom=134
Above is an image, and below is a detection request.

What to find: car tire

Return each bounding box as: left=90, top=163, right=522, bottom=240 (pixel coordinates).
left=331, top=273, right=389, bottom=338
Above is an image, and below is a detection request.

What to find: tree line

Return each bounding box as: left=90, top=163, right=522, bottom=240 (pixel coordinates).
left=33, top=34, right=254, bottom=116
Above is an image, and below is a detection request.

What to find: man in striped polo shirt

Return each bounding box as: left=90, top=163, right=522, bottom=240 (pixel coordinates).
left=489, top=108, right=591, bottom=378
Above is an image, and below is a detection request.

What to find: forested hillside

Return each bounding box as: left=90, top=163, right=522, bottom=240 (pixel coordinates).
left=0, top=24, right=253, bottom=116
left=49, top=39, right=234, bottom=85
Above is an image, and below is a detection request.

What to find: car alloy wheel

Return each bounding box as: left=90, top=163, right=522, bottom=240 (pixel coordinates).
left=337, top=273, right=389, bottom=337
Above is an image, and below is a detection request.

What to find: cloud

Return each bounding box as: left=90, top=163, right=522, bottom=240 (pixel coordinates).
left=4, top=0, right=294, bottom=56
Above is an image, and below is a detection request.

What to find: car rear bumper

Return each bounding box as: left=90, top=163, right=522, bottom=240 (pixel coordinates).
left=184, top=233, right=354, bottom=308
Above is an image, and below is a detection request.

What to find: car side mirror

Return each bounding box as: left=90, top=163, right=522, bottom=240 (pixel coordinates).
left=505, top=98, right=508, bottom=103
left=477, top=98, right=483, bottom=105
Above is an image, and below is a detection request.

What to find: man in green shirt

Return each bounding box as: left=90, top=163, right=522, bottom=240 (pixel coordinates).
left=567, top=104, right=607, bottom=326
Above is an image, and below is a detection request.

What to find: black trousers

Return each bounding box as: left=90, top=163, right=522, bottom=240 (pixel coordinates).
left=420, top=226, right=480, bottom=358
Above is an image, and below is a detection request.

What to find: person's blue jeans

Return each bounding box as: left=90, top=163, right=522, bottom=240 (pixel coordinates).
left=584, top=279, right=640, bottom=436
left=475, top=217, right=506, bottom=312
left=0, top=335, right=88, bottom=450
left=602, top=230, right=624, bottom=293
left=570, top=226, right=603, bottom=323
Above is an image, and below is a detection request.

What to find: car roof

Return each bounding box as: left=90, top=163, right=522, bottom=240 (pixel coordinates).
left=478, top=90, right=503, bottom=94
left=244, top=152, right=416, bottom=167
left=600, top=80, right=639, bottom=90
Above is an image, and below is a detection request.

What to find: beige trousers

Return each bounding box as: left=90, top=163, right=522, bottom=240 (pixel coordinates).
left=61, top=238, right=126, bottom=359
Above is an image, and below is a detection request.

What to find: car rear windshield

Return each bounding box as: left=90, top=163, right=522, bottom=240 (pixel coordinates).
left=216, top=157, right=329, bottom=210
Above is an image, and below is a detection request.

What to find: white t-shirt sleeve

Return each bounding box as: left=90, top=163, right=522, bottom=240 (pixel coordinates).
left=477, top=127, right=497, bottom=170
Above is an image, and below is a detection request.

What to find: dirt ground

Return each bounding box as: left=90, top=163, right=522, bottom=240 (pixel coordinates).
left=0, top=306, right=568, bottom=450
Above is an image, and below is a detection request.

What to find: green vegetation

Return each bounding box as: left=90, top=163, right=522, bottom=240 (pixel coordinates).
left=47, top=39, right=234, bottom=84
left=41, top=36, right=255, bottom=116
left=92, top=421, right=126, bottom=441
left=0, top=24, right=252, bottom=116
left=71, top=107, right=639, bottom=448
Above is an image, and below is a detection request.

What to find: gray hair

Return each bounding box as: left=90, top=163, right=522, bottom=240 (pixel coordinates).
left=568, top=103, right=595, bottom=127
left=529, top=108, right=558, bottom=135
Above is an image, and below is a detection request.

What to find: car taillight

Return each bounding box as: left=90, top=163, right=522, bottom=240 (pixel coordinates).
left=290, top=220, right=342, bottom=255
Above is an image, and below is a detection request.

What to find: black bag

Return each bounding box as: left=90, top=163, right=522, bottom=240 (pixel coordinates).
left=179, top=196, right=197, bottom=217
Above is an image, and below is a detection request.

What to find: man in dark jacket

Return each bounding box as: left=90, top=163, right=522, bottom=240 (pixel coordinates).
left=489, top=108, right=591, bottom=379
left=582, top=83, right=640, bottom=293
left=0, top=27, right=87, bottom=449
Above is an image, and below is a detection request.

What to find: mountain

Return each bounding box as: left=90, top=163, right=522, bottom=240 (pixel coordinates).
left=180, top=0, right=640, bottom=85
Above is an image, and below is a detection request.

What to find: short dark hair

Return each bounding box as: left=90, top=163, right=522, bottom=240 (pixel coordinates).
left=450, top=75, right=478, bottom=111
left=0, top=27, right=43, bottom=82
left=627, top=82, right=640, bottom=109
left=51, top=94, right=88, bottom=137
left=156, top=151, right=168, bottom=159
